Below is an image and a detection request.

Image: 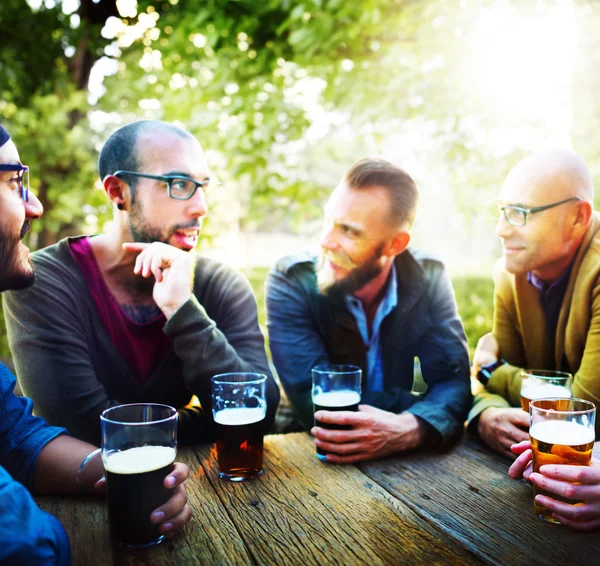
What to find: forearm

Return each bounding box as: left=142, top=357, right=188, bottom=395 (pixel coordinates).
left=34, top=435, right=102, bottom=495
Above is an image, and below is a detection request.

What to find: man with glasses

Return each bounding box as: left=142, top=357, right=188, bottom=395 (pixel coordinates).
left=470, top=148, right=600, bottom=457
left=0, top=124, right=192, bottom=562
left=3, top=120, right=279, bottom=446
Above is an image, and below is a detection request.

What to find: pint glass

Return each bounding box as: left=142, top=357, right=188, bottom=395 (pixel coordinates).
left=212, top=372, right=267, bottom=481
left=101, top=403, right=178, bottom=548
left=312, top=364, right=362, bottom=461
left=529, top=398, right=596, bottom=523
left=520, top=370, right=572, bottom=412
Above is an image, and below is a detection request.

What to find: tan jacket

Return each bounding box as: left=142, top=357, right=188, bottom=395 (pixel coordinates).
left=469, top=212, right=600, bottom=432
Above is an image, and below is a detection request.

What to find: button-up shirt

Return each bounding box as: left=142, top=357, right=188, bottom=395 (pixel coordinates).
left=345, top=265, right=398, bottom=392
left=527, top=258, right=575, bottom=341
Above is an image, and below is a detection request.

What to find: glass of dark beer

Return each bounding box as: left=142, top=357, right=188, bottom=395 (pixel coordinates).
left=100, top=403, right=178, bottom=548
left=520, top=369, right=572, bottom=412
left=312, top=364, right=362, bottom=461
left=212, top=372, right=267, bottom=481
left=529, top=397, right=595, bottom=523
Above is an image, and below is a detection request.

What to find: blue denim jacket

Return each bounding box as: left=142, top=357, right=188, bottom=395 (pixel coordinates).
left=265, top=248, right=472, bottom=445
left=0, top=362, right=70, bottom=565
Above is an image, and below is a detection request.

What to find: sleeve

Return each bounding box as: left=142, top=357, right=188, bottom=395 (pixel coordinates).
left=467, top=268, right=526, bottom=427
left=408, top=264, right=473, bottom=445
left=2, top=257, right=120, bottom=445
left=0, top=364, right=66, bottom=490
left=164, top=267, right=279, bottom=436
left=265, top=266, right=329, bottom=431
left=0, top=465, right=71, bottom=566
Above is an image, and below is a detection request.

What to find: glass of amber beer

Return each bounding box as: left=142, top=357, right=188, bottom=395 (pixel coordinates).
left=529, top=398, right=596, bottom=523
left=312, top=364, right=362, bottom=461
left=520, top=370, right=572, bottom=412
left=212, top=372, right=267, bottom=481
left=100, top=403, right=178, bottom=548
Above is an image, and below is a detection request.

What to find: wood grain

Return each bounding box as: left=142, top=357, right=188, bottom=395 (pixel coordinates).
left=359, top=437, right=600, bottom=566
left=194, top=432, right=484, bottom=566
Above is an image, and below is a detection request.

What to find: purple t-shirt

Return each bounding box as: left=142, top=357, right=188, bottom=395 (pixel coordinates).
left=69, top=236, right=171, bottom=384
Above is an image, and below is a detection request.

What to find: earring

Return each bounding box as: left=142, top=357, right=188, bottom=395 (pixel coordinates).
left=117, top=203, right=124, bottom=210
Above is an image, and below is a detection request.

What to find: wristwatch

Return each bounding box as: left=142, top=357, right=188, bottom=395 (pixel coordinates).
left=477, top=359, right=506, bottom=386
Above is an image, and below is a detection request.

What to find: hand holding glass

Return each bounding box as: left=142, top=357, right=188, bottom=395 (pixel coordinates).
left=529, top=397, right=595, bottom=523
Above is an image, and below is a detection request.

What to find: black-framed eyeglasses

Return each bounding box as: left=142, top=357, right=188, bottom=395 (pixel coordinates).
left=113, top=170, right=221, bottom=200
left=486, top=197, right=581, bottom=227
left=0, top=164, right=29, bottom=202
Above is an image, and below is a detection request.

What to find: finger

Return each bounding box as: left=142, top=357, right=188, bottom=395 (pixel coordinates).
left=151, top=484, right=188, bottom=524
left=160, top=503, right=193, bottom=536
left=531, top=472, right=600, bottom=501
left=314, top=438, right=364, bottom=455
left=510, top=440, right=532, bottom=454
left=549, top=513, right=600, bottom=532
left=357, top=405, right=380, bottom=414
left=539, top=464, right=600, bottom=485
left=535, top=493, right=600, bottom=522
left=122, top=242, right=150, bottom=253
left=510, top=411, right=530, bottom=429
left=150, top=254, right=165, bottom=283
left=313, top=410, right=361, bottom=426
left=94, top=477, right=106, bottom=494
left=311, top=426, right=361, bottom=444
left=164, top=463, right=189, bottom=488
left=508, top=449, right=532, bottom=479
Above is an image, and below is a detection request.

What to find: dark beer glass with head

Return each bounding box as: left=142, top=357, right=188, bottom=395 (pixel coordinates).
left=101, top=403, right=178, bottom=548
left=212, top=372, right=267, bottom=481
left=312, top=364, right=362, bottom=461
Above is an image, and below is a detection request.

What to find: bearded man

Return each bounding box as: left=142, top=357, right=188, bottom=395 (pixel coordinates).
left=3, top=120, right=279, bottom=445
left=265, top=158, right=471, bottom=463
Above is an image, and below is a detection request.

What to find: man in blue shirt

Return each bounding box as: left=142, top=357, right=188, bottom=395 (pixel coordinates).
left=266, top=158, right=472, bottom=463
left=0, top=125, right=192, bottom=564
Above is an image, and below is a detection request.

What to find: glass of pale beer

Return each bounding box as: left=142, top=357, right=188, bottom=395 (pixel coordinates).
left=100, top=403, right=178, bottom=548
left=520, top=370, right=572, bottom=412
left=529, top=397, right=596, bottom=523
left=312, top=364, right=362, bottom=461
left=212, top=372, right=267, bottom=481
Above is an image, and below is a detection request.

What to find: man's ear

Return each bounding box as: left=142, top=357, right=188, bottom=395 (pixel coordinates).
left=103, top=175, right=127, bottom=210
left=385, top=230, right=411, bottom=258
left=573, top=199, right=593, bottom=229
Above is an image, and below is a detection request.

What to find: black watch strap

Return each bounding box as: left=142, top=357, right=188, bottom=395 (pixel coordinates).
left=477, top=359, right=506, bottom=386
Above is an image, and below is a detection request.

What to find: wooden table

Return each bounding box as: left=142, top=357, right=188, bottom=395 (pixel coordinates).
left=36, top=433, right=600, bottom=565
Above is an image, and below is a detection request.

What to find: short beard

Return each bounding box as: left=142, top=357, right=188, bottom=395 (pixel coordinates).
left=0, top=236, right=36, bottom=292
left=316, top=246, right=384, bottom=298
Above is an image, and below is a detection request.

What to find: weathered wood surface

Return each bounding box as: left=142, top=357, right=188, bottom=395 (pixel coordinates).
left=193, top=432, right=483, bottom=566
left=359, top=435, right=600, bottom=566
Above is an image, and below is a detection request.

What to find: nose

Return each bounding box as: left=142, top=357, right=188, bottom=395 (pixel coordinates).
left=495, top=212, right=514, bottom=239
left=24, top=191, right=44, bottom=219
left=186, top=188, right=208, bottom=218
left=320, top=224, right=337, bottom=252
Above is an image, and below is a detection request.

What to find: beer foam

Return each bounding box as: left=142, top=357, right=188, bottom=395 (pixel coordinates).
left=522, top=381, right=571, bottom=400
left=214, top=407, right=266, bottom=426
left=312, top=390, right=361, bottom=408
left=530, top=420, right=595, bottom=446
left=104, top=445, right=176, bottom=474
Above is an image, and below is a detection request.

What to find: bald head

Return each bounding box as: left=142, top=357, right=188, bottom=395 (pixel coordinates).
left=98, top=120, right=197, bottom=183
left=504, top=148, right=593, bottom=204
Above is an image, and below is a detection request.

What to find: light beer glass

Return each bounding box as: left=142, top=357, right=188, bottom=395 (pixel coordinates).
left=529, top=398, right=596, bottom=523
left=520, top=369, right=572, bottom=412
left=212, top=372, right=267, bottom=481
left=312, top=364, right=362, bottom=461
left=101, top=403, right=178, bottom=548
